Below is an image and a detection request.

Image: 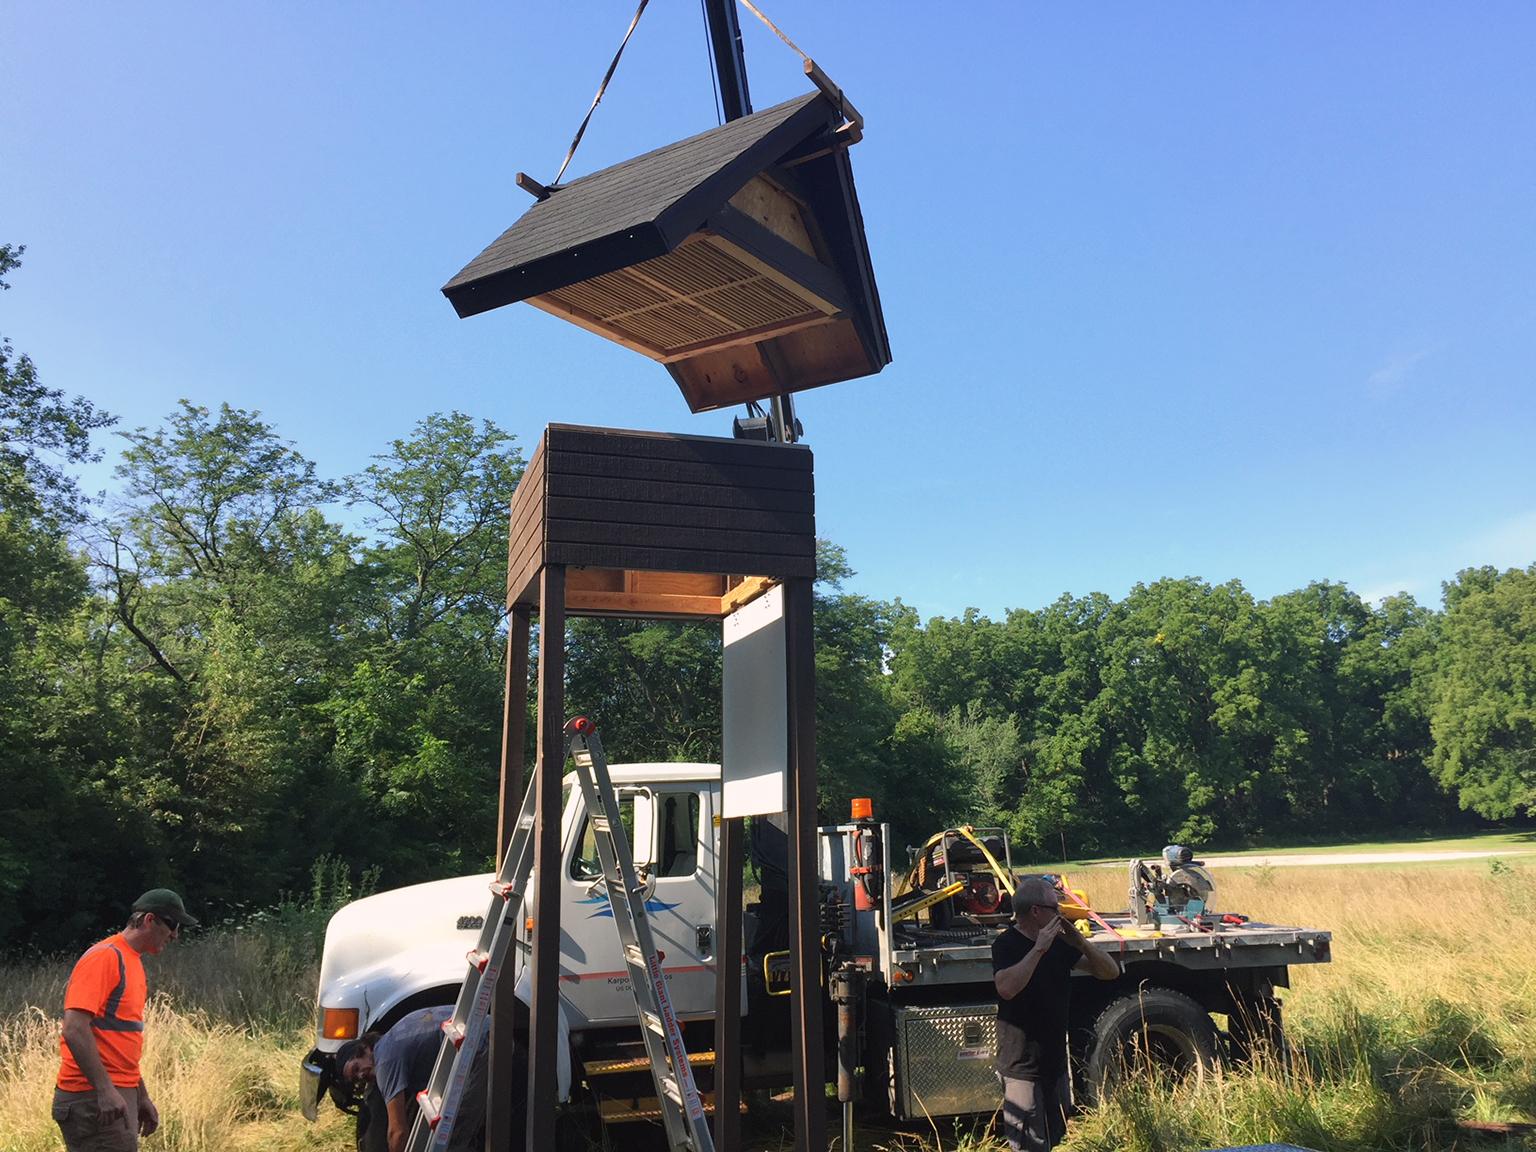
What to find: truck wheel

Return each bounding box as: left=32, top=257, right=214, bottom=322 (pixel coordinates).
left=1083, top=988, right=1220, bottom=1104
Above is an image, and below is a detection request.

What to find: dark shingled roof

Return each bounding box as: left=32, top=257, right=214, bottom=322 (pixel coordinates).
left=442, top=92, right=838, bottom=319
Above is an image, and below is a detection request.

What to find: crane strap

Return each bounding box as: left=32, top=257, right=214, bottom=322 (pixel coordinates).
left=899, top=826, right=1015, bottom=898
left=553, top=0, right=650, bottom=186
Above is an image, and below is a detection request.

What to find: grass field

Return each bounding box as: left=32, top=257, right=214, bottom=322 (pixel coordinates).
left=5, top=844, right=1536, bottom=1151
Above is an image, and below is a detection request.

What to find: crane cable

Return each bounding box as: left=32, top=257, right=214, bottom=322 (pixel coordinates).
left=553, top=0, right=822, bottom=187
left=552, top=0, right=651, bottom=187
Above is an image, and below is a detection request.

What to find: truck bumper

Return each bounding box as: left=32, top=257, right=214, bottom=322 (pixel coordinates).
left=299, top=1048, right=328, bottom=1122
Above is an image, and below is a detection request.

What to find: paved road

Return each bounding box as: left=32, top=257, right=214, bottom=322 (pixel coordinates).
left=1186, top=849, right=1532, bottom=868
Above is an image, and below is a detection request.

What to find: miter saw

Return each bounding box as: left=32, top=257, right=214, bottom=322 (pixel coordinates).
left=1128, top=844, right=1217, bottom=929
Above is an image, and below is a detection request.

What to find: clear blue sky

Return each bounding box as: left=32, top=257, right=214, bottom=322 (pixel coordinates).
left=5, top=3, right=1534, bottom=621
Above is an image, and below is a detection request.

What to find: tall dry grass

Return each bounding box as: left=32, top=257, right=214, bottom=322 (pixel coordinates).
left=0, top=858, right=366, bottom=1152
left=5, top=860, right=1535, bottom=1151
left=1048, top=859, right=1536, bottom=1151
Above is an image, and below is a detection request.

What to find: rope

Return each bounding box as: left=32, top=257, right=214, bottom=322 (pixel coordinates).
left=954, top=825, right=1015, bottom=897
left=1056, top=883, right=1128, bottom=956
left=735, top=0, right=811, bottom=65
left=552, top=0, right=651, bottom=187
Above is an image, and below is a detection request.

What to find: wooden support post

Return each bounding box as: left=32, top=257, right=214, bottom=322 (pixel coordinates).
left=783, top=577, right=825, bottom=1152
left=488, top=605, right=531, bottom=1152
left=713, top=816, right=744, bottom=1152
left=496, top=605, right=532, bottom=855
left=526, top=567, right=566, bottom=1152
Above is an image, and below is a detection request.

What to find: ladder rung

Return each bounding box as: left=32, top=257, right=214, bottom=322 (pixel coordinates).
left=583, top=1051, right=717, bottom=1075
left=466, top=949, right=490, bottom=972
left=596, top=1094, right=740, bottom=1124
left=489, top=880, right=516, bottom=899
left=623, top=943, right=645, bottom=966
left=659, top=1075, right=683, bottom=1104
left=642, top=1011, right=666, bottom=1035
left=441, top=1019, right=466, bottom=1049
left=416, top=1090, right=442, bottom=1127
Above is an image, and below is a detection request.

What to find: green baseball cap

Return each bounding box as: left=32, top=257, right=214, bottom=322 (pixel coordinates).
left=132, top=888, right=199, bottom=928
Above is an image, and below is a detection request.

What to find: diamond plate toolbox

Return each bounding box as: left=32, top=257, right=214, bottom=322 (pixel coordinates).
left=892, top=1002, right=998, bottom=1118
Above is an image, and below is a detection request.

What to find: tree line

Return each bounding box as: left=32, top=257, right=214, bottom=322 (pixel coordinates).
left=3, top=244, right=1533, bottom=953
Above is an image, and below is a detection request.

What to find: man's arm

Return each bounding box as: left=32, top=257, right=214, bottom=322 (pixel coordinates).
left=995, top=920, right=1063, bottom=1000
left=61, top=1010, right=129, bottom=1124
left=1061, top=922, right=1121, bottom=980
left=386, top=1092, right=410, bottom=1152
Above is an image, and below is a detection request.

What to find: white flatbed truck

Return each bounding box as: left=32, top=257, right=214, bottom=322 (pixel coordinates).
left=300, top=762, right=1331, bottom=1132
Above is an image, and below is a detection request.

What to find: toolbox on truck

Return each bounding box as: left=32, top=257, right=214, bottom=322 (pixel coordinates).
left=891, top=1002, right=1000, bottom=1119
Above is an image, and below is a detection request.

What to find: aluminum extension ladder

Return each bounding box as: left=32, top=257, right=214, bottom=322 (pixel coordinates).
left=405, top=715, right=714, bottom=1152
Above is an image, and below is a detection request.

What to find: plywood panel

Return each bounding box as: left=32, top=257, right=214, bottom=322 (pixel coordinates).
left=545, top=541, right=815, bottom=581
left=546, top=518, right=813, bottom=558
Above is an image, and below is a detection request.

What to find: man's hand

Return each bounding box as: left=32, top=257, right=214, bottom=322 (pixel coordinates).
left=138, top=1092, right=160, bottom=1136
left=1033, top=916, right=1065, bottom=952
left=1052, top=915, right=1088, bottom=949
left=95, top=1084, right=129, bottom=1129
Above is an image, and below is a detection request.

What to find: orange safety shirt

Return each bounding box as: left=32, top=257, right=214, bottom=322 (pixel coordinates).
left=57, top=933, right=146, bottom=1090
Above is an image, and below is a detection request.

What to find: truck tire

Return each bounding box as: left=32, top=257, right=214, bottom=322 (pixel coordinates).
left=1082, top=988, right=1220, bottom=1104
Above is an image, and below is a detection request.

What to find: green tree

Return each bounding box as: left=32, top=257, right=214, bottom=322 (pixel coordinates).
left=1429, top=565, right=1536, bottom=818
left=0, top=244, right=132, bottom=951
left=90, top=402, right=360, bottom=915
left=330, top=413, right=526, bottom=877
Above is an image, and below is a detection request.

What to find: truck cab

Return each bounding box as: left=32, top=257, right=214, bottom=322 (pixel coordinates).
left=300, top=763, right=719, bottom=1120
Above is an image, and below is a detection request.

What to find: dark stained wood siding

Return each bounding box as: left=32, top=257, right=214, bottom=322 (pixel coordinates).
left=506, top=424, right=815, bottom=609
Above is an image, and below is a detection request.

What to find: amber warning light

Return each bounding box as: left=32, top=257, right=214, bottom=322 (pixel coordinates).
left=321, top=1007, right=359, bottom=1040
left=850, top=797, right=873, bottom=820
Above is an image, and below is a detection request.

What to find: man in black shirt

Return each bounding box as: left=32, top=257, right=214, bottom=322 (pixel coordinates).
left=992, top=876, right=1119, bottom=1151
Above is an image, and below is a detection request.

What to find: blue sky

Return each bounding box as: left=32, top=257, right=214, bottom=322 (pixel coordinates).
left=5, top=3, right=1533, bottom=621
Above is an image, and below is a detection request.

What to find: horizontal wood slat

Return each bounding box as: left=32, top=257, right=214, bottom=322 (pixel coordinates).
left=544, top=495, right=813, bottom=537
left=546, top=425, right=812, bottom=471
left=547, top=472, right=811, bottom=514
left=546, top=449, right=813, bottom=494
left=564, top=590, right=730, bottom=618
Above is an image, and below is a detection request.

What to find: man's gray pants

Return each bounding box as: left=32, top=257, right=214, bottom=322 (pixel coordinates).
left=53, top=1086, right=141, bottom=1152
left=999, top=1074, right=1069, bottom=1152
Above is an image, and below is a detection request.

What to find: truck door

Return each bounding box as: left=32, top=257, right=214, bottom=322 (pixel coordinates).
left=640, top=786, right=717, bottom=1020
left=560, top=783, right=717, bottom=1026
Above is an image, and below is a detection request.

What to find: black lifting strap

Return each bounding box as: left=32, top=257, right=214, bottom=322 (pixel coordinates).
left=552, top=0, right=651, bottom=187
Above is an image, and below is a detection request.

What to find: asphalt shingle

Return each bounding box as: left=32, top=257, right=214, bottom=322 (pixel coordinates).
left=442, top=93, right=831, bottom=309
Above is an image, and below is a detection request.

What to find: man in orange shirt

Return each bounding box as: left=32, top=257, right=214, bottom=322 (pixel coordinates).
left=53, top=889, right=197, bottom=1152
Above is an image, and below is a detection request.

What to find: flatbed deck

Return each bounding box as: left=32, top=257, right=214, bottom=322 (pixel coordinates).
left=890, top=915, right=1332, bottom=987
